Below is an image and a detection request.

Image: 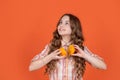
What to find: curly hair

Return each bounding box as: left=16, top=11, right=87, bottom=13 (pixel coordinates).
left=45, top=13, right=86, bottom=79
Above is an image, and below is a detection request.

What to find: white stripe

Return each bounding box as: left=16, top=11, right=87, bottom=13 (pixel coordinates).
left=58, top=60, right=63, bottom=80
left=84, top=46, right=93, bottom=55
left=68, top=59, right=72, bottom=80
left=54, top=69, right=57, bottom=80
left=50, top=73, right=53, bottom=80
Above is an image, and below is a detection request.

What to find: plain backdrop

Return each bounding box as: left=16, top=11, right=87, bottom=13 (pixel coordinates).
left=0, top=0, right=120, bottom=80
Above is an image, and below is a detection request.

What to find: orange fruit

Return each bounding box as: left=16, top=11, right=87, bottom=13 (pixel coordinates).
left=68, top=45, right=75, bottom=55
left=60, top=47, right=67, bottom=56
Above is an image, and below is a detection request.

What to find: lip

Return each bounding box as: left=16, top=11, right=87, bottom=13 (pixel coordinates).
left=59, top=28, right=66, bottom=31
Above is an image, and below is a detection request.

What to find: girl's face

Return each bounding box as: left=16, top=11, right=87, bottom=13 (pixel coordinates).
left=57, top=15, right=72, bottom=36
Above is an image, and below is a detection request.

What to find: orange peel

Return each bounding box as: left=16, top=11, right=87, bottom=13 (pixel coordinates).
left=68, top=44, right=75, bottom=55
left=60, top=47, right=67, bottom=56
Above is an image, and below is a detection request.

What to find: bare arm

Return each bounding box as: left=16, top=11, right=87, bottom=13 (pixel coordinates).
left=29, top=51, right=55, bottom=71
left=83, top=52, right=107, bottom=70
left=72, top=45, right=107, bottom=70
left=29, top=44, right=65, bottom=71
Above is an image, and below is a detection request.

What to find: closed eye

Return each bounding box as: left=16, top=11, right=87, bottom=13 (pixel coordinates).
left=65, top=22, right=69, bottom=25
left=59, top=21, right=62, bottom=25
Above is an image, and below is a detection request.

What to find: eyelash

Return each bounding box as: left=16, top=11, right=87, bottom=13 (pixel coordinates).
left=65, top=23, right=68, bottom=24
left=59, top=22, right=69, bottom=25
left=59, top=22, right=62, bottom=24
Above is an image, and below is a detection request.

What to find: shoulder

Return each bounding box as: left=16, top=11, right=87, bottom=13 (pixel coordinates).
left=31, top=43, right=51, bottom=62
left=83, top=45, right=92, bottom=54
left=83, top=45, right=104, bottom=60
left=41, top=43, right=51, bottom=53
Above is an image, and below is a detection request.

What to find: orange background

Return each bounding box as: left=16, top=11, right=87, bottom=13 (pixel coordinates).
left=0, top=0, right=120, bottom=80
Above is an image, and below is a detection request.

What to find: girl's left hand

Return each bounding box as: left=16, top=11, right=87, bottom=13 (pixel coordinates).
left=71, top=45, right=86, bottom=58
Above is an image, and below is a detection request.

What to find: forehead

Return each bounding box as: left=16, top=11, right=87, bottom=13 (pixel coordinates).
left=61, top=15, right=70, bottom=21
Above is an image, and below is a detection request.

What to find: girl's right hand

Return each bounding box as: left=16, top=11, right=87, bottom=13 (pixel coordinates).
left=50, top=49, right=66, bottom=60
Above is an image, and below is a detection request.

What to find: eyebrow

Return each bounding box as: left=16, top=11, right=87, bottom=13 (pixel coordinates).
left=65, top=20, right=69, bottom=22
left=60, top=20, right=70, bottom=22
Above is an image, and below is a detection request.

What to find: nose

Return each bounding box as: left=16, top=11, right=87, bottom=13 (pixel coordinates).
left=60, top=24, right=64, bottom=28
left=58, top=26, right=63, bottom=31
left=60, top=25, right=63, bottom=28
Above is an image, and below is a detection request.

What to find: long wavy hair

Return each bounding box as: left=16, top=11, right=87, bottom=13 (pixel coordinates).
left=45, top=13, right=86, bottom=79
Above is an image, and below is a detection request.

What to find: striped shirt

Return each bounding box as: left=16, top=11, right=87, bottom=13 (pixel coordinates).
left=31, top=44, right=103, bottom=80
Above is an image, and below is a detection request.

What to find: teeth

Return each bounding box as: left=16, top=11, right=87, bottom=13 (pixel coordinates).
left=59, top=28, right=66, bottom=31
left=61, top=29, right=65, bottom=31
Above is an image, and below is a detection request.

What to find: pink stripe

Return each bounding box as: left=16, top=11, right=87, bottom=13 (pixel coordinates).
left=62, top=59, right=64, bottom=80
left=49, top=58, right=83, bottom=80
left=53, top=71, right=55, bottom=80
left=56, top=67, right=58, bottom=80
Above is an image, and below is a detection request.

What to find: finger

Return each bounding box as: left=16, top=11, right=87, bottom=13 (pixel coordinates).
left=71, top=54, right=78, bottom=57
left=55, top=49, right=60, bottom=52
left=73, top=45, right=79, bottom=47
left=74, top=46, right=81, bottom=52
left=56, top=51, right=61, bottom=55
left=56, top=56, right=66, bottom=59
left=74, top=46, right=83, bottom=52
left=54, top=49, right=60, bottom=53
left=71, top=53, right=83, bottom=58
left=74, top=45, right=79, bottom=49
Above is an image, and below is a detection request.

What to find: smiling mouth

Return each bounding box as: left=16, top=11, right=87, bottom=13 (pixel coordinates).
left=59, top=28, right=66, bottom=31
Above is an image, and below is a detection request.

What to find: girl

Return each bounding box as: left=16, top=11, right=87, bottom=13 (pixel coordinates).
left=29, top=13, right=107, bottom=80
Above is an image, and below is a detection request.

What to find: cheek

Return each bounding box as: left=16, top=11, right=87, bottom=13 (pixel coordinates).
left=57, top=26, right=61, bottom=34
left=67, top=26, right=72, bottom=33
left=57, top=26, right=59, bottom=29
left=57, top=26, right=60, bottom=31
left=68, top=29, right=72, bottom=34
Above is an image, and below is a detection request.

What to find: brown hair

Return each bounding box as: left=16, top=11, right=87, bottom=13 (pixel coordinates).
left=45, top=13, right=86, bottom=79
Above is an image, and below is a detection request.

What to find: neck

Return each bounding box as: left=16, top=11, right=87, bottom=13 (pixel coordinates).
left=61, top=35, right=71, bottom=43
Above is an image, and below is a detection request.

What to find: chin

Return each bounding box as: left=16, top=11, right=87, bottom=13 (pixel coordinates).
left=59, top=32, right=70, bottom=36
left=61, top=34, right=70, bottom=36
left=59, top=33, right=65, bottom=35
